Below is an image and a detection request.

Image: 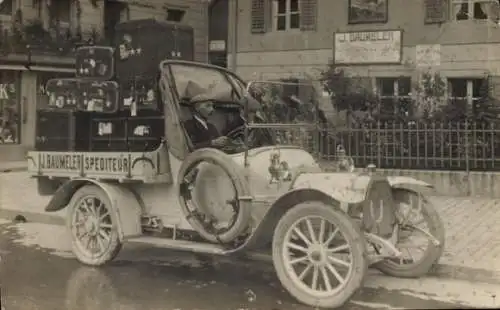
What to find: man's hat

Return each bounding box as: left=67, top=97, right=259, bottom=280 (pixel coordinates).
left=181, top=81, right=206, bottom=102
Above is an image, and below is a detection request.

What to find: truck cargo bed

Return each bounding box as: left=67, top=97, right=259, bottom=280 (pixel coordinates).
left=26, top=147, right=172, bottom=184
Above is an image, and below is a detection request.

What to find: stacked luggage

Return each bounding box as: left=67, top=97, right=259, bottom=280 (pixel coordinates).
left=35, top=19, right=194, bottom=153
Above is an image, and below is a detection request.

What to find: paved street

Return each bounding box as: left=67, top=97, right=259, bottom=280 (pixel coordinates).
left=437, top=196, right=500, bottom=273
left=1, top=220, right=497, bottom=310
left=2, top=171, right=500, bottom=283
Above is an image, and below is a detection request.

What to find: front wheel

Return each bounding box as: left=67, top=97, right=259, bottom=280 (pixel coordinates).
left=67, top=185, right=122, bottom=266
left=373, top=189, right=445, bottom=278
left=272, top=202, right=367, bottom=309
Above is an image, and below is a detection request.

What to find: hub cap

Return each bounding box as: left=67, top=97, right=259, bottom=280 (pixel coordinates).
left=71, top=196, right=114, bottom=258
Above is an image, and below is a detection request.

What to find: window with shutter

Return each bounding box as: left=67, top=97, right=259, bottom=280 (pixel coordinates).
left=448, top=78, right=485, bottom=107
left=251, top=0, right=317, bottom=33
left=300, top=0, right=317, bottom=31
left=272, top=0, right=300, bottom=31
left=450, top=0, right=499, bottom=21
left=377, top=77, right=413, bottom=117
left=251, top=0, right=267, bottom=33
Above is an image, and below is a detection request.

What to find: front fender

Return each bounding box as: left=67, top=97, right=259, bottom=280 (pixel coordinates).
left=232, top=187, right=350, bottom=253
left=45, top=178, right=143, bottom=240
left=291, top=172, right=366, bottom=207
left=387, top=176, right=434, bottom=195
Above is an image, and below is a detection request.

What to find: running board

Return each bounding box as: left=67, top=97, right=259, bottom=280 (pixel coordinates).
left=126, top=236, right=228, bottom=255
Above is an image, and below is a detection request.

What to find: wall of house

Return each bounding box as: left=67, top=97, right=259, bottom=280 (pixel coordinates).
left=229, top=0, right=500, bottom=83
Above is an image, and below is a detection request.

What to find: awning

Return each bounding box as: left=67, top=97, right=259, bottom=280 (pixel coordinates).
left=28, top=66, right=75, bottom=73
left=0, top=64, right=75, bottom=73
left=0, top=53, right=76, bottom=70
left=0, top=64, right=26, bottom=71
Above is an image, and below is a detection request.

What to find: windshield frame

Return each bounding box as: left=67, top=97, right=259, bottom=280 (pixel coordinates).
left=159, top=60, right=247, bottom=106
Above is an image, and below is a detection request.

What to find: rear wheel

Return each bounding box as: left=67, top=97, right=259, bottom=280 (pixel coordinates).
left=272, top=202, right=367, bottom=309
left=67, top=185, right=122, bottom=266
left=373, top=190, right=445, bottom=278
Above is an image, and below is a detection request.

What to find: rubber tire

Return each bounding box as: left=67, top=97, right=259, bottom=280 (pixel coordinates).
left=67, top=185, right=122, bottom=266
left=272, top=201, right=368, bottom=309
left=373, top=189, right=445, bottom=278
left=177, top=148, right=252, bottom=244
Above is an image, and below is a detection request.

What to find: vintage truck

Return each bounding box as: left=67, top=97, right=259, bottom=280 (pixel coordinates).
left=26, top=22, right=444, bottom=309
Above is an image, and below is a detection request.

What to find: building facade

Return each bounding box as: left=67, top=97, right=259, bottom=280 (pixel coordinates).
left=0, top=0, right=209, bottom=161
left=229, top=0, right=500, bottom=109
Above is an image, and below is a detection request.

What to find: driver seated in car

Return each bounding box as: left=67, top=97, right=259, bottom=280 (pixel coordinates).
left=184, top=95, right=229, bottom=150
left=224, top=95, right=274, bottom=148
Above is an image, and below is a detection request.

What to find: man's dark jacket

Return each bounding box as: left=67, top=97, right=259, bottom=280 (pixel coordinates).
left=184, top=116, right=220, bottom=149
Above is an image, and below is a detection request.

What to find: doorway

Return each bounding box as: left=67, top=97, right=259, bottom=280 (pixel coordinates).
left=104, top=0, right=129, bottom=43
left=209, top=0, right=228, bottom=67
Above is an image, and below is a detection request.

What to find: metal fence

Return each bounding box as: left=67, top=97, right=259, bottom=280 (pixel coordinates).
left=266, top=121, right=500, bottom=172
left=245, top=79, right=500, bottom=172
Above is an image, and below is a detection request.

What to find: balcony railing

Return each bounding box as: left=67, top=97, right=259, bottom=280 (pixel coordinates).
left=0, top=19, right=109, bottom=58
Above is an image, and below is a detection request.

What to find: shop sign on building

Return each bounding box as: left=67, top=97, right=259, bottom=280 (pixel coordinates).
left=0, top=83, right=16, bottom=101
left=0, top=72, right=20, bottom=144
left=334, top=30, right=402, bottom=65
left=209, top=40, right=226, bottom=52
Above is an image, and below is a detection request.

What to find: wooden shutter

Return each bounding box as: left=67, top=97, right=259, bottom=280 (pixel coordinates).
left=424, top=0, right=446, bottom=24
left=300, top=0, right=317, bottom=31
left=251, top=0, right=267, bottom=33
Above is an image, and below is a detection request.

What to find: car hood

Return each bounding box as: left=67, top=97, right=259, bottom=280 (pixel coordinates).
left=230, top=146, right=320, bottom=190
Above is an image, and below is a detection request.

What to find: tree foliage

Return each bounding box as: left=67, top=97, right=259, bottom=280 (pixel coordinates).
left=319, top=62, right=500, bottom=124
left=316, top=63, right=500, bottom=170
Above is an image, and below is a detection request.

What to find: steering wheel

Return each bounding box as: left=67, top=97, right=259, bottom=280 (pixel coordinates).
left=226, top=125, right=249, bottom=140
left=222, top=125, right=253, bottom=152
left=225, top=125, right=274, bottom=150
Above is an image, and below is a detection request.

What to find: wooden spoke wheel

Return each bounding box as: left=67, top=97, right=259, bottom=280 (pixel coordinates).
left=68, top=185, right=122, bottom=266
left=373, top=189, right=445, bottom=278
left=272, top=202, right=367, bottom=309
